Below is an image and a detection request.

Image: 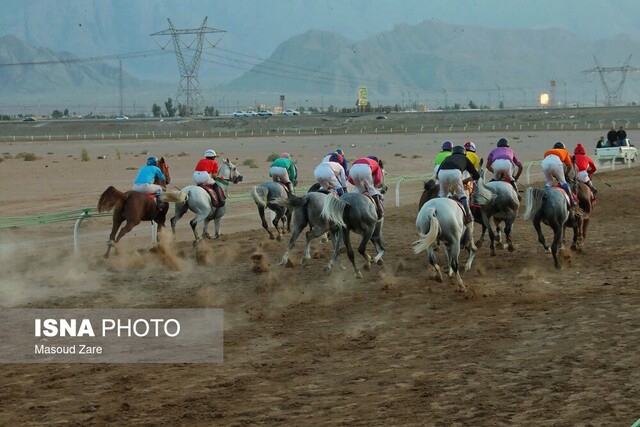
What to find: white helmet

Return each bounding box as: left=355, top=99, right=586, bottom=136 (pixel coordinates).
left=204, top=149, right=217, bottom=158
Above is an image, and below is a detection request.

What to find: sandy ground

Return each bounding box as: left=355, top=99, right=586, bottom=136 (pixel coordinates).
left=1, top=128, right=640, bottom=425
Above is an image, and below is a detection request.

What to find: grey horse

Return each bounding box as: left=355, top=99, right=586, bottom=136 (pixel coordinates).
left=251, top=182, right=293, bottom=240
left=272, top=192, right=336, bottom=266
left=321, top=192, right=385, bottom=278
left=414, top=197, right=477, bottom=293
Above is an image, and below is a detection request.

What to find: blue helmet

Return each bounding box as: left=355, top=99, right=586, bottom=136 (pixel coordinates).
left=147, top=156, right=158, bottom=166
left=367, top=155, right=379, bottom=162
left=441, top=141, right=453, bottom=151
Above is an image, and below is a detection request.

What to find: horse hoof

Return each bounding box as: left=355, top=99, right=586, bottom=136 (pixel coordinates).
left=355, top=271, right=363, bottom=279
left=363, top=263, right=371, bottom=271
left=320, top=237, right=329, bottom=244
left=508, top=245, right=515, bottom=252
left=276, top=235, right=282, bottom=242
left=324, top=266, right=332, bottom=275
left=269, top=235, right=275, bottom=240
left=277, top=258, right=285, bottom=266
left=376, top=259, right=384, bottom=266
left=300, top=258, right=308, bottom=265
left=490, top=251, right=497, bottom=257
left=475, top=240, right=483, bottom=248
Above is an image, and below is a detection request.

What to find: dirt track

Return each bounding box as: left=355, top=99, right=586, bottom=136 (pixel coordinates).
left=1, top=127, right=640, bottom=425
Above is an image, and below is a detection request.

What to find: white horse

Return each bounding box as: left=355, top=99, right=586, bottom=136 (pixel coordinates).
left=414, top=197, right=477, bottom=293
left=162, top=158, right=243, bottom=245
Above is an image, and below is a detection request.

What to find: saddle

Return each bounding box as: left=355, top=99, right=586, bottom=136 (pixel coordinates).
left=551, top=186, right=577, bottom=209
left=199, top=184, right=226, bottom=208
left=362, top=191, right=384, bottom=219
left=452, top=199, right=473, bottom=225
left=275, top=181, right=291, bottom=195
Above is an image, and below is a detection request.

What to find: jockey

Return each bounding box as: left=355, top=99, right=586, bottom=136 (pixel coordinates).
left=132, top=156, right=166, bottom=205
left=314, top=158, right=348, bottom=196
left=437, top=145, right=480, bottom=223
left=270, top=152, right=298, bottom=194
left=464, top=141, right=480, bottom=171
left=433, top=140, right=453, bottom=176
left=486, top=137, right=523, bottom=194
left=193, top=149, right=225, bottom=207
left=348, top=156, right=385, bottom=219
left=541, top=141, right=577, bottom=207
left=323, top=149, right=349, bottom=176
left=573, top=143, right=598, bottom=195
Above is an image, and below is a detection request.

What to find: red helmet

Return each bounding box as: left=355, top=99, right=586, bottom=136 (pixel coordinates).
left=464, top=141, right=476, bottom=153
left=574, top=144, right=586, bottom=155
left=280, top=152, right=291, bottom=159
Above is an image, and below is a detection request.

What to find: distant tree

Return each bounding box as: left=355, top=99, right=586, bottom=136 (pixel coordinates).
left=327, top=105, right=335, bottom=113
left=298, top=106, right=305, bottom=113
left=51, top=109, right=63, bottom=119
left=152, top=103, right=162, bottom=117
left=468, top=100, right=478, bottom=109
left=499, top=100, right=504, bottom=109
left=452, top=103, right=461, bottom=110
left=164, top=98, right=177, bottom=117
left=204, top=106, right=215, bottom=116
left=63, top=108, right=69, bottom=117
left=177, top=103, right=188, bottom=117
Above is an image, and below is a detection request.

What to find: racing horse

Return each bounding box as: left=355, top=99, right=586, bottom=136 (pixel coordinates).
left=321, top=192, right=386, bottom=278
left=97, top=157, right=171, bottom=258
left=414, top=197, right=477, bottom=293
left=251, top=181, right=293, bottom=240
left=272, top=191, right=336, bottom=266
left=162, top=158, right=243, bottom=245
left=471, top=165, right=520, bottom=256
left=522, top=184, right=582, bottom=269
left=575, top=181, right=594, bottom=242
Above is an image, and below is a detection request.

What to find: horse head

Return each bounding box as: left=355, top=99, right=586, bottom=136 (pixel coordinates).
left=221, top=158, right=244, bottom=184
left=157, top=157, right=171, bottom=187
left=378, top=160, right=388, bottom=194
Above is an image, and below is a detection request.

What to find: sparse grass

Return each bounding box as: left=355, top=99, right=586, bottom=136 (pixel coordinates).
left=81, top=148, right=90, bottom=162
left=0, top=157, right=3, bottom=163
left=116, top=148, right=121, bottom=160
left=242, top=158, right=259, bottom=169
left=47, top=152, right=54, bottom=155
left=266, top=153, right=279, bottom=162
left=394, top=153, right=402, bottom=157
left=178, top=152, right=189, bottom=157
left=15, top=152, right=38, bottom=161
left=125, top=167, right=137, bottom=170
left=140, top=150, right=149, bottom=155
left=412, top=154, right=422, bottom=158
left=3, top=153, right=12, bottom=159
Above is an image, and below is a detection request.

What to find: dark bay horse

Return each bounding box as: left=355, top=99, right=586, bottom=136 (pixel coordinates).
left=97, top=157, right=170, bottom=258
left=575, top=181, right=594, bottom=242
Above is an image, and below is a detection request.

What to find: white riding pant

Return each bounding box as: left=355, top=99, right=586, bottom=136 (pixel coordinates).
left=491, top=159, right=514, bottom=181
left=577, top=170, right=591, bottom=183
left=349, top=163, right=379, bottom=196
left=270, top=166, right=290, bottom=183
left=132, top=183, right=163, bottom=195
left=438, top=169, right=466, bottom=199
left=541, top=155, right=566, bottom=187
left=314, top=162, right=347, bottom=191
left=192, top=171, right=214, bottom=185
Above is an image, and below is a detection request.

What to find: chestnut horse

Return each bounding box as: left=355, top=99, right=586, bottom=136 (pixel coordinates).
left=97, top=157, right=170, bottom=258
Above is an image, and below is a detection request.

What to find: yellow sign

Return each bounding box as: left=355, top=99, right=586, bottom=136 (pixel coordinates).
left=358, top=87, right=368, bottom=107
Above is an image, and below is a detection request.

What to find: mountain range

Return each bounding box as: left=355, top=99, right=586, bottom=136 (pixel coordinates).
left=2, top=19, right=640, bottom=115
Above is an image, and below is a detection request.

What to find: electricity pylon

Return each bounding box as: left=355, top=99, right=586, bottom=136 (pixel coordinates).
left=152, top=17, right=225, bottom=115
left=583, top=54, right=640, bottom=106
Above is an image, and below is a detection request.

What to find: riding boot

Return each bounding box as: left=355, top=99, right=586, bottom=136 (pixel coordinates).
left=155, top=194, right=166, bottom=210
left=561, top=183, right=577, bottom=207
left=372, top=194, right=384, bottom=220
left=285, top=181, right=294, bottom=195
left=587, top=180, right=598, bottom=195
left=459, top=196, right=473, bottom=224
left=212, top=183, right=225, bottom=207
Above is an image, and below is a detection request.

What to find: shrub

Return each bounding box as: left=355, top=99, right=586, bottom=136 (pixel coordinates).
left=266, top=153, right=279, bottom=162
left=177, top=152, right=189, bottom=157
left=242, top=158, right=259, bottom=169
left=394, top=153, right=402, bottom=157
left=81, top=149, right=90, bottom=161
left=411, top=154, right=422, bottom=159
left=116, top=148, right=121, bottom=160
left=16, top=152, right=38, bottom=161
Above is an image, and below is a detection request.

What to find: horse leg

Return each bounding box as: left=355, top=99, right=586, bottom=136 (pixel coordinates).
left=427, top=247, right=443, bottom=282
left=358, top=227, right=375, bottom=271
left=105, top=212, right=125, bottom=258
left=278, top=215, right=307, bottom=266
left=112, top=218, right=141, bottom=253
left=475, top=223, right=486, bottom=248
left=272, top=209, right=284, bottom=241
left=325, top=229, right=342, bottom=273
left=448, top=240, right=466, bottom=293
left=343, top=228, right=362, bottom=278
left=551, top=223, right=563, bottom=269
left=189, top=212, right=209, bottom=246
left=170, top=202, right=189, bottom=235
left=533, top=218, right=550, bottom=253
left=482, top=212, right=497, bottom=256
left=212, top=206, right=224, bottom=238
left=504, top=219, right=515, bottom=252
left=258, top=206, right=275, bottom=240
left=302, top=224, right=329, bottom=265
left=582, top=217, right=589, bottom=241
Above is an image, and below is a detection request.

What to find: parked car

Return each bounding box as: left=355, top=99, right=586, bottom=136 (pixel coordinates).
left=282, top=109, right=300, bottom=116
left=233, top=111, right=247, bottom=117
left=22, top=117, right=36, bottom=122
left=245, top=111, right=258, bottom=117
left=595, top=139, right=637, bottom=163
left=376, top=115, right=388, bottom=120
left=257, top=110, right=273, bottom=117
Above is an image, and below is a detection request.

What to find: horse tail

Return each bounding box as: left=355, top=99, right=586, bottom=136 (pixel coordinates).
left=97, top=186, right=127, bottom=213
left=272, top=193, right=307, bottom=210
left=161, top=190, right=188, bottom=203
left=413, top=207, right=440, bottom=254
left=523, top=187, right=545, bottom=220
left=251, top=186, right=268, bottom=208
left=474, top=176, right=494, bottom=205
left=321, top=194, right=348, bottom=228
